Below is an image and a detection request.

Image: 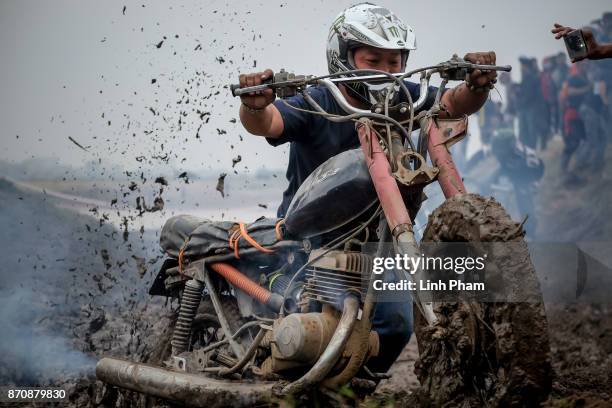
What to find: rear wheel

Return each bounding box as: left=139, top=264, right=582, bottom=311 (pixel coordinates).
left=413, top=193, right=552, bottom=407
left=131, top=296, right=264, bottom=408
left=146, top=295, right=248, bottom=366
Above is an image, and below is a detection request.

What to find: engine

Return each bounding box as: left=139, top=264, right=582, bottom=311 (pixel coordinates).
left=261, top=249, right=378, bottom=375
left=302, top=249, right=372, bottom=307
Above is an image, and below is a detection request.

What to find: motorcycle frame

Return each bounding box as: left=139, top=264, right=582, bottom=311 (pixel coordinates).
left=357, top=108, right=468, bottom=325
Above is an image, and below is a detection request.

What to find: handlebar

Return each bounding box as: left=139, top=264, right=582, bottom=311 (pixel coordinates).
left=230, top=71, right=411, bottom=97
left=231, top=57, right=510, bottom=96
left=230, top=56, right=512, bottom=183
left=230, top=56, right=511, bottom=118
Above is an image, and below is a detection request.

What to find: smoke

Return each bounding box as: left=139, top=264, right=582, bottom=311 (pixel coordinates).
left=0, top=177, right=157, bottom=386
left=0, top=290, right=97, bottom=385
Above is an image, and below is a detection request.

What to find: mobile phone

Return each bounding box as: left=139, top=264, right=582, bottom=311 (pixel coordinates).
left=564, top=29, right=588, bottom=60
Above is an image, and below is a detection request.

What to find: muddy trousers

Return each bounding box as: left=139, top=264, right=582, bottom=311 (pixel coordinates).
left=367, top=270, right=414, bottom=373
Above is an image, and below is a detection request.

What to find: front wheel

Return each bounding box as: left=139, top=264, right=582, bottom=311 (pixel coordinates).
left=412, top=193, right=552, bottom=407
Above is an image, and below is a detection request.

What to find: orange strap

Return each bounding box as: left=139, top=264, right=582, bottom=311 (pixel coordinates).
left=229, top=229, right=242, bottom=259
left=181, top=221, right=284, bottom=265
left=239, top=223, right=275, bottom=253
left=178, top=246, right=186, bottom=274
left=228, top=222, right=276, bottom=259
left=275, top=219, right=285, bottom=241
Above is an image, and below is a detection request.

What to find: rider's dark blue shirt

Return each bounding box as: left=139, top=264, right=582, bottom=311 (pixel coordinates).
left=267, top=81, right=438, bottom=217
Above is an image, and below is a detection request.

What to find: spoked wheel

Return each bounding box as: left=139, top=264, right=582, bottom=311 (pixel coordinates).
left=125, top=296, right=277, bottom=408
left=412, top=193, right=552, bottom=407
left=191, top=313, right=224, bottom=348
left=146, top=295, right=249, bottom=366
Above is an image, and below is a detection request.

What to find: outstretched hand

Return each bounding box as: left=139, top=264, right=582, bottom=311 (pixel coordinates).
left=551, top=23, right=576, bottom=39
left=551, top=23, right=602, bottom=62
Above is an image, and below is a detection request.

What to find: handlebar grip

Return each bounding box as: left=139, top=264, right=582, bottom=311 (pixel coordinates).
left=230, top=77, right=274, bottom=97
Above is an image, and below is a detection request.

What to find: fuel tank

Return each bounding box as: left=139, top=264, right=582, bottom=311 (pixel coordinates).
left=284, top=148, right=377, bottom=238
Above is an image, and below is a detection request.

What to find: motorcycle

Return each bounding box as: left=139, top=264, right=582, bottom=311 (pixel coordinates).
left=96, top=56, right=552, bottom=407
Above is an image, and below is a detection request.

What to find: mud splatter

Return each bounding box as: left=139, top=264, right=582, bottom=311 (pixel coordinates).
left=216, top=173, right=227, bottom=197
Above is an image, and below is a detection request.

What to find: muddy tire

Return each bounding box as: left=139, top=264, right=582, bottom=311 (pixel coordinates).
left=412, top=193, right=552, bottom=407
left=129, top=296, right=255, bottom=408
left=146, top=295, right=247, bottom=366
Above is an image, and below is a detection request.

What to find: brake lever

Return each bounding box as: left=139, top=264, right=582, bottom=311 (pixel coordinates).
left=274, top=69, right=311, bottom=98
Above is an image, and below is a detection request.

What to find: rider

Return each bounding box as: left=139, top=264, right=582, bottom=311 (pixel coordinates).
left=238, top=3, right=497, bottom=373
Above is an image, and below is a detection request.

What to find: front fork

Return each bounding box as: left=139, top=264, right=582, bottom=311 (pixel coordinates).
left=357, top=115, right=468, bottom=325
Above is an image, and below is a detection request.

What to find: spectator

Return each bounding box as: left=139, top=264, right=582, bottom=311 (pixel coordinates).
left=540, top=56, right=559, bottom=148
left=596, top=13, right=612, bottom=129
left=479, top=99, right=505, bottom=145
left=489, top=128, right=544, bottom=238
left=498, top=71, right=518, bottom=127
left=559, top=62, right=589, bottom=177
left=516, top=57, right=548, bottom=150
left=465, top=100, right=504, bottom=172
left=575, top=60, right=608, bottom=172
left=552, top=52, right=570, bottom=98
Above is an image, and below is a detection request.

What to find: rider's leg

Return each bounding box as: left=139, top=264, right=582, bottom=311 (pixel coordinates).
left=367, top=270, right=413, bottom=373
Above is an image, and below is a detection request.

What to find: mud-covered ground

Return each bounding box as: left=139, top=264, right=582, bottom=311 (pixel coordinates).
left=2, top=134, right=612, bottom=407
left=535, top=138, right=612, bottom=406
left=369, top=302, right=612, bottom=407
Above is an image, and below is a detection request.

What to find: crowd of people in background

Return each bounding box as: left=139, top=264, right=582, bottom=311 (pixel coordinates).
left=464, top=12, right=612, bottom=238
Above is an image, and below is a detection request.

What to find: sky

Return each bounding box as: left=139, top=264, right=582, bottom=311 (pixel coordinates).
left=1, top=0, right=610, bottom=175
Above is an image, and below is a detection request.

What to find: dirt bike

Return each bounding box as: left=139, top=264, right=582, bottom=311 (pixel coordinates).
left=96, top=56, right=552, bottom=407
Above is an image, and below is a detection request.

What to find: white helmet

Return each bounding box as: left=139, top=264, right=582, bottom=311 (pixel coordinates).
left=326, top=3, right=416, bottom=105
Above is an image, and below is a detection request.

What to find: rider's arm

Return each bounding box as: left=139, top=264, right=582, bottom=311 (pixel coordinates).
left=240, top=72, right=323, bottom=147
left=239, top=104, right=284, bottom=139
left=440, top=83, right=488, bottom=118
left=439, top=51, right=498, bottom=119
left=238, top=69, right=284, bottom=139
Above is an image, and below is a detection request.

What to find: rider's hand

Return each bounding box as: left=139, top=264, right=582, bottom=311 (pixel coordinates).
left=239, top=69, right=275, bottom=110
left=463, top=51, right=497, bottom=92
left=551, top=23, right=602, bottom=62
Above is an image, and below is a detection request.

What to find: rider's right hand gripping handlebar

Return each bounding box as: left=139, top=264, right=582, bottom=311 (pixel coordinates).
left=230, top=77, right=273, bottom=97
left=230, top=69, right=312, bottom=98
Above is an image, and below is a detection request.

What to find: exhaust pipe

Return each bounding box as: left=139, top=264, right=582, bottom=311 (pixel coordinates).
left=281, top=295, right=359, bottom=395
left=96, top=357, right=275, bottom=407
